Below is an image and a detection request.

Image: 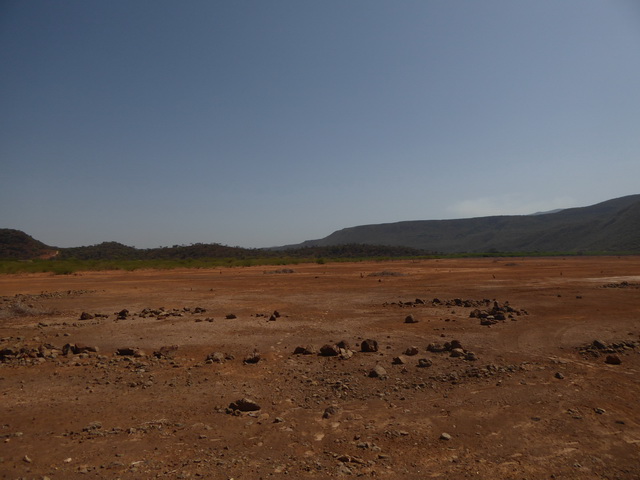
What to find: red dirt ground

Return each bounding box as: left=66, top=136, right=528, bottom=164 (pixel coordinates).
left=1, top=257, right=639, bottom=479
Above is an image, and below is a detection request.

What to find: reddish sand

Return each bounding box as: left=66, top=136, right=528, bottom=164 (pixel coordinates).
left=1, top=257, right=639, bottom=479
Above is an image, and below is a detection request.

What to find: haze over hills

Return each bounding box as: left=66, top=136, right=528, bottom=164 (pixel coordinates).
left=280, top=194, right=640, bottom=254
left=1, top=195, right=639, bottom=261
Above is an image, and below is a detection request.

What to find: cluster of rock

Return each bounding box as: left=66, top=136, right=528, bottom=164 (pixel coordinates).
left=252, top=310, right=281, bottom=322
left=602, top=281, right=640, bottom=289
left=79, top=312, right=109, bottom=320
left=74, top=306, right=217, bottom=322
left=383, top=297, right=529, bottom=325
left=316, top=341, right=355, bottom=360
left=469, top=301, right=528, bottom=325
left=122, top=306, right=208, bottom=320
left=288, top=336, right=479, bottom=378
left=578, top=339, right=637, bottom=364
left=0, top=339, right=182, bottom=365
left=450, top=363, right=527, bottom=382
left=2, top=290, right=94, bottom=303
left=0, top=342, right=66, bottom=364
left=385, top=297, right=493, bottom=308
left=426, top=339, right=478, bottom=361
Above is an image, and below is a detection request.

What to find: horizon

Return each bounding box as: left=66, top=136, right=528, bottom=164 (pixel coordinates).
left=2, top=1, right=639, bottom=249
left=12, top=192, right=638, bottom=250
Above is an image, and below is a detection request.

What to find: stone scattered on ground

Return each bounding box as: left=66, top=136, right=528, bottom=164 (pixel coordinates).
left=228, top=398, right=261, bottom=412
left=361, top=339, right=379, bottom=352
left=404, top=346, right=419, bottom=356
left=243, top=352, right=261, bottom=364
left=369, top=364, right=387, bottom=378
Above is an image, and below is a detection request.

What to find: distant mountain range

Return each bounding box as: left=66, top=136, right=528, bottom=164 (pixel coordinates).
left=0, top=230, right=425, bottom=261
left=279, top=194, right=640, bottom=254
left=2, top=194, right=639, bottom=260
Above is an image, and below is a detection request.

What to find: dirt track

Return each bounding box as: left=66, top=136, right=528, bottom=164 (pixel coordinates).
left=1, top=257, right=639, bottom=479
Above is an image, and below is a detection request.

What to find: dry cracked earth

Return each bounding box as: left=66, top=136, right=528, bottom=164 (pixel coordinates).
left=0, top=257, right=639, bottom=480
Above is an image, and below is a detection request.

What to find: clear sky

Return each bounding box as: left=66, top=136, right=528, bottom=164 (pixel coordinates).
left=1, top=1, right=639, bottom=249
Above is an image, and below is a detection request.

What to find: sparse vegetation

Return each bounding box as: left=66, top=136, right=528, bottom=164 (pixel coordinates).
left=0, top=250, right=635, bottom=275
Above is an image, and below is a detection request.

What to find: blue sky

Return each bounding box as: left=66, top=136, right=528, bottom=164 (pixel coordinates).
left=1, top=1, right=639, bottom=248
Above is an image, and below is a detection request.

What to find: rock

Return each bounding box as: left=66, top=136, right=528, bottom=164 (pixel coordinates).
left=206, top=352, right=225, bottom=363
left=64, top=343, right=97, bottom=354
left=116, top=347, right=145, bottom=357
left=76, top=343, right=98, bottom=354
left=440, top=432, right=452, bottom=441
left=273, top=310, right=281, bottom=318
left=417, top=358, right=432, bottom=368
left=23, top=454, right=32, bottom=463
left=555, top=372, right=565, bottom=379
left=449, top=339, right=463, bottom=350
left=404, top=315, right=419, bottom=324
left=115, top=347, right=136, bottom=356
left=268, top=314, right=277, bottom=321
left=293, top=345, right=316, bottom=355
left=229, top=398, right=261, bottom=412
left=594, top=407, right=606, bottom=415
left=464, top=351, right=478, bottom=361
left=79, top=312, right=94, bottom=320
left=339, top=348, right=353, bottom=360
left=323, top=405, right=340, bottom=418
left=449, top=348, right=465, bottom=358
left=0, top=346, right=18, bottom=359
left=427, top=343, right=447, bottom=353
left=153, top=345, right=178, bottom=359
left=243, top=352, right=261, bottom=364
left=82, top=421, right=102, bottom=431
left=361, top=339, right=379, bottom=352
left=336, top=340, right=351, bottom=350
left=592, top=339, right=608, bottom=350
left=225, top=313, right=237, bottom=319
left=117, top=309, right=129, bottom=319
left=392, top=355, right=407, bottom=365
left=605, top=355, right=622, bottom=365
left=319, top=344, right=340, bottom=357
left=369, top=365, right=387, bottom=378
left=404, top=346, right=419, bottom=356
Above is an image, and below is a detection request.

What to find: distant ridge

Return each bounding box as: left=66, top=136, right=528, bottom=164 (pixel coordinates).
left=2, top=195, right=639, bottom=260
left=0, top=229, right=58, bottom=260
left=0, top=231, right=427, bottom=261
left=280, top=194, right=640, bottom=253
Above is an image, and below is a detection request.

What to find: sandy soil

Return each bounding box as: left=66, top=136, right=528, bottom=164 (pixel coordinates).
left=1, top=257, right=639, bottom=479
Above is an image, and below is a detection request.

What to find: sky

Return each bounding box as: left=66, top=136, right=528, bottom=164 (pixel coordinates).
left=1, top=1, right=639, bottom=249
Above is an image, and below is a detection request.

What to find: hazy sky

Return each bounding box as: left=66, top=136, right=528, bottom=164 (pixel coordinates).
left=2, top=1, right=639, bottom=248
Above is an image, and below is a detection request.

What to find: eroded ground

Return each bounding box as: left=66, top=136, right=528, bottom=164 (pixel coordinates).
left=1, top=257, right=639, bottom=479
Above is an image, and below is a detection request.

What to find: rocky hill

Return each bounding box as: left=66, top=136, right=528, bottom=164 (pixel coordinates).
left=0, top=233, right=427, bottom=261
left=0, top=229, right=58, bottom=260
left=3, top=195, right=639, bottom=260
left=283, top=194, right=640, bottom=254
